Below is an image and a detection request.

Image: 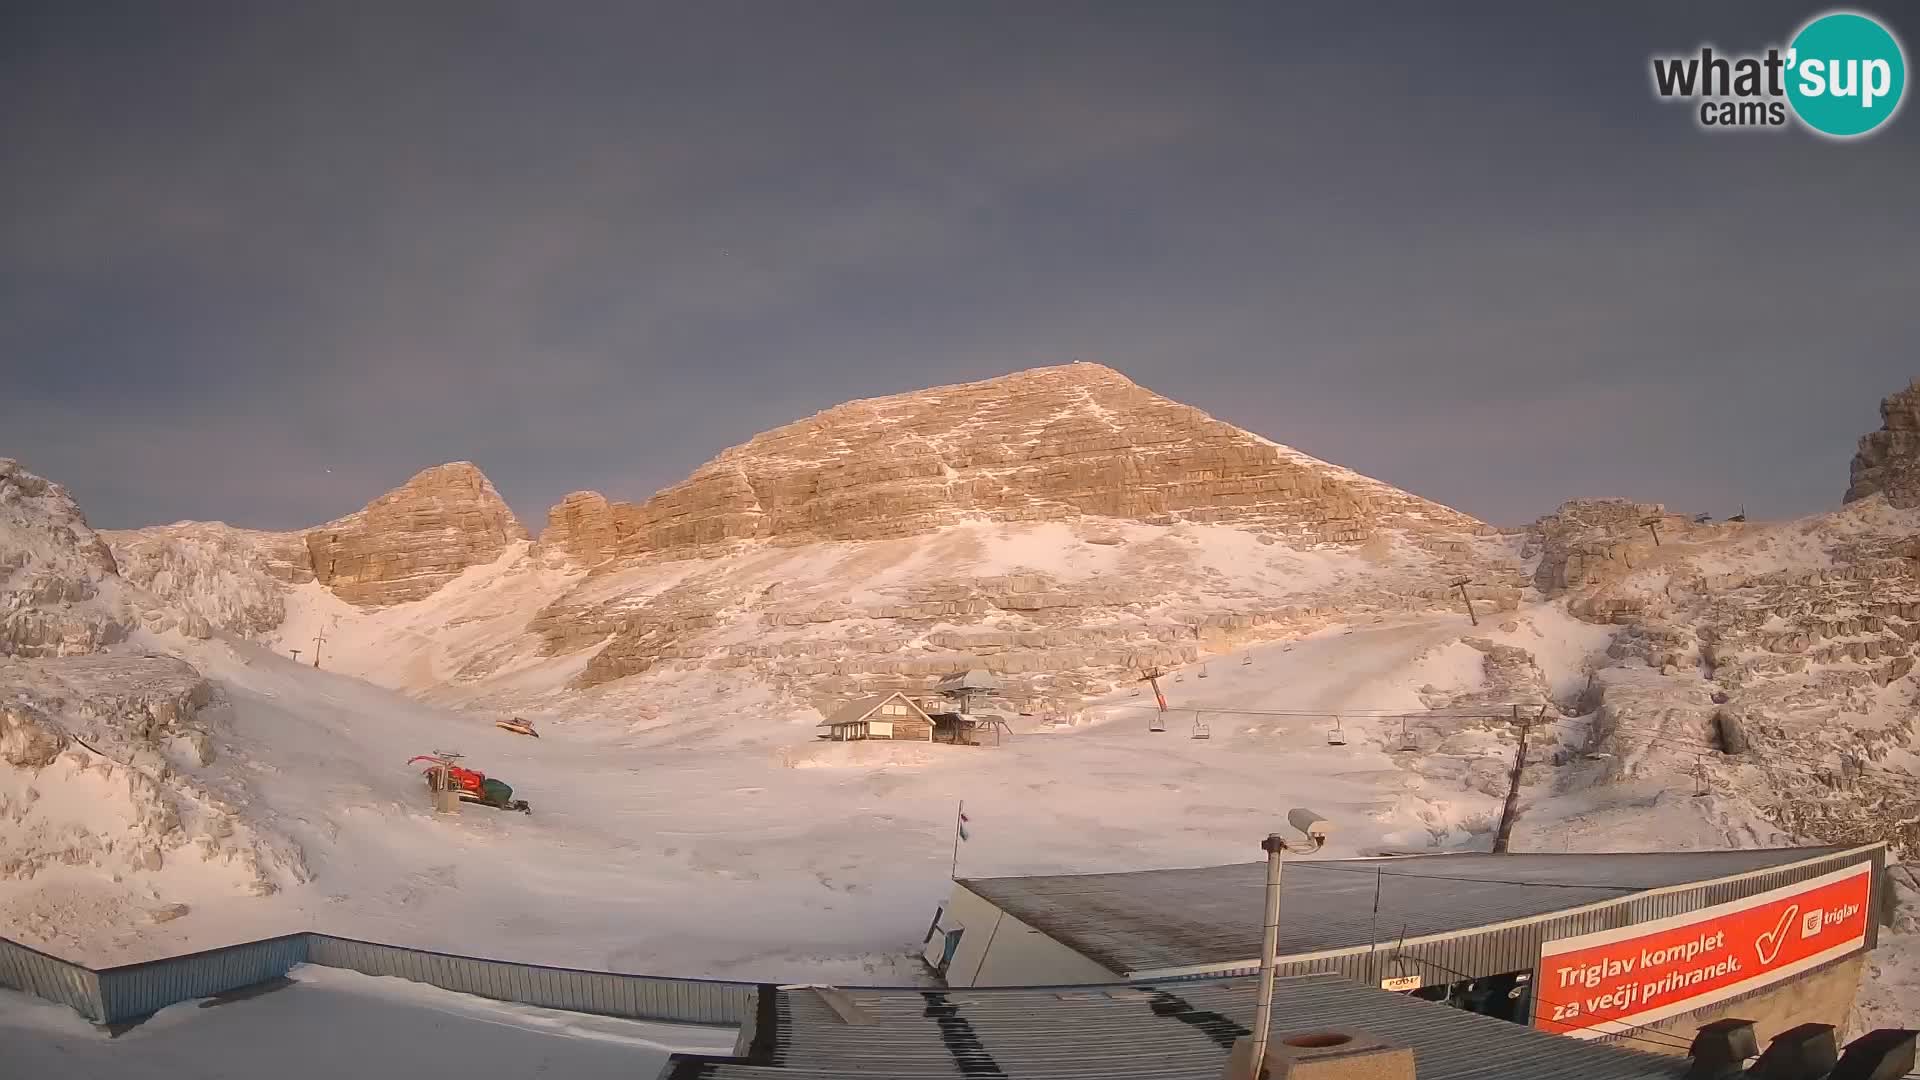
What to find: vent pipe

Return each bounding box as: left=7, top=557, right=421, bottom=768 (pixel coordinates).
left=1686, top=1017, right=1758, bottom=1079
left=1750, top=1023, right=1838, bottom=1080
left=1830, top=1028, right=1919, bottom=1080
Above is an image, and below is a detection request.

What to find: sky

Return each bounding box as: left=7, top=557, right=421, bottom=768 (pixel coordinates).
left=2, top=2, right=1916, bottom=531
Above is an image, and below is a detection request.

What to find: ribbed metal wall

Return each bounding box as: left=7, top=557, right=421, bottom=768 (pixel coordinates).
left=0, top=934, right=103, bottom=1021
left=1161, top=847, right=1885, bottom=992
left=306, top=934, right=755, bottom=1026
left=93, top=934, right=311, bottom=1023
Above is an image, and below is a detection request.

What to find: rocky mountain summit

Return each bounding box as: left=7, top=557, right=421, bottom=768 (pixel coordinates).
left=1847, top=380, right=1920, bottom=508
left=111, top=462, right=527, bottom=620
left=538, top=362, right=1487, bottom=568
left=513, top=364, right=1517, bottom=702
left=96, top=364, right=1523, bottom=713
left=306, top=462, right=527, bottom=606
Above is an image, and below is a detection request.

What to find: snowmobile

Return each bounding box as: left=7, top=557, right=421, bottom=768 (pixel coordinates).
left=408, top=753, right=531, bottom=813
left=495, top=716, right=539, bottom=738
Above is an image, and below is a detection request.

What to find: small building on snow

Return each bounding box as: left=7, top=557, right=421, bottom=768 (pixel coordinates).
left=817, top=691, right=935, bottom=741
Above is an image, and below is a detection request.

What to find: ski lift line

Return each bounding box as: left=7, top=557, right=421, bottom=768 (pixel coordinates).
left=1105, top=699, right=1920, bottom=788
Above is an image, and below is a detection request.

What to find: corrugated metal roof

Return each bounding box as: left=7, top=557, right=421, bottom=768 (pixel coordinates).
left=960, top=846, right=1851, bottom=975
left=665, top=974, right=1690, bottom=1079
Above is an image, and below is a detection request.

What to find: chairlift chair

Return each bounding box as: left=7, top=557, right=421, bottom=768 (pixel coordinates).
left=1326, top=716, right=1348, bottom=746
left=1395, top=715, right=1417, bottom=753
left=1197, top=664, right=1209, bottom=680
left=1149, top=713, right=1168, bottom=733
left=1242, top=653, right=1253, bottom=666
left=1191, top=712, right=1210, bottom=741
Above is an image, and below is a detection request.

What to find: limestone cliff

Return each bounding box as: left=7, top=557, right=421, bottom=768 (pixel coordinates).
left=305, top=462, right=527, bottom=607
left=1847, top=380, right=1920, bottom=508
left=538, top=363, right=1486, bottom=568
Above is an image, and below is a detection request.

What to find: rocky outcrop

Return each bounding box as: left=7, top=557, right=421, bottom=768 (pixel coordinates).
left=1, top=458, right=130, bottom=657
left=306, top=462, right=527, bottom=606
left=1846, top=380, right=1920, bottom=508
left=0, top=702, right=67, bottom=768
left=0, top=654, right=308, bottom=895
left=1526, top=498, right=1700, bottom=598
left=538, top=363, right=1486, bottom=568
left=106, top=522, right=311, bottom=636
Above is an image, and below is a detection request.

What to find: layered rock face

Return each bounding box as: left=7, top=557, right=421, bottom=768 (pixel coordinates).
left=1, top=458, right=129, bottom=657
left=1847, top=381, right=1920, bottom=508
left=306, top=462, right=528, bottom=607
left=539, top=363, right=1486, bottom=568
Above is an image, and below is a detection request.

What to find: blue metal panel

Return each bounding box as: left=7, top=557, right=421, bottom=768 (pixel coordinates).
left=302, top=933, right=756, bottom=1026
left=92, top=934, right=310, bottom=1023
left=0, top=934, right=104, bottom=1020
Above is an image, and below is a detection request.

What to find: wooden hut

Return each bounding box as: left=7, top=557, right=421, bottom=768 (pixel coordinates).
left=817, top=691, right=935, bottom=742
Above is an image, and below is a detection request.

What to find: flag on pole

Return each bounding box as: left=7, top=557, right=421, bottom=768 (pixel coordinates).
left=951, top=801, right=970, bottom=877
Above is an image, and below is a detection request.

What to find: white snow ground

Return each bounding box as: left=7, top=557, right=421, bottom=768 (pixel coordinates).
left=5, top=614, right=1557, bottom=983
left=0, top=963, right=734, bottom=1079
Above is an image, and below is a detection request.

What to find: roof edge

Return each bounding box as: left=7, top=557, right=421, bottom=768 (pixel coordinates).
left=1122, top=842, right=1886, bottom=981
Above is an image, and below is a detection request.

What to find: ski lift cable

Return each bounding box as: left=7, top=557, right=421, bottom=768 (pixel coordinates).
left=1104, top=700, right=1918, bottom=788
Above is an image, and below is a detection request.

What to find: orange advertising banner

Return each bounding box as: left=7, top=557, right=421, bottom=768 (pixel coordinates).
left=1534, top=861, right=1872, bottom=1038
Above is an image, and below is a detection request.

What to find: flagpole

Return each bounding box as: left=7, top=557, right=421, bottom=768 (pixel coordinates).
left=951, top=800, right=963, bottom=878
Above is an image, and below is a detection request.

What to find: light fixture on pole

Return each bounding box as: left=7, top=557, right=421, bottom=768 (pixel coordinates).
left=1230, top=809, right=1332, bottom=1080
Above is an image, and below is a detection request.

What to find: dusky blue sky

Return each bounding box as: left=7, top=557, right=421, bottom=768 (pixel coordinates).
left=3, top=2, right=1915, bottom=530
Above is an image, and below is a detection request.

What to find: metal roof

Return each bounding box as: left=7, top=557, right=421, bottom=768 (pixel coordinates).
left=818, top=692, right=932, bottom=728
left=935, top=669, right=1004, bottom=692
left=663, top=974, right=1690, bottom=1079
left=960, top=846, right=1851, bottom=975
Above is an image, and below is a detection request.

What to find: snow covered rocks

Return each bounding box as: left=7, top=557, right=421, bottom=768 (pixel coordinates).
left=1, top=458, right=130, bottom=658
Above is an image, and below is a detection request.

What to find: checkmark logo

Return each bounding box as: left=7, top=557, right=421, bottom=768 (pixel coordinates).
left=1756, top=905, right=1799, bottom=965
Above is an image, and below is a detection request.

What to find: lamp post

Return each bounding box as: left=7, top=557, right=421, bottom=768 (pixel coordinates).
left=1247, top=809, right=1331, bottom=1080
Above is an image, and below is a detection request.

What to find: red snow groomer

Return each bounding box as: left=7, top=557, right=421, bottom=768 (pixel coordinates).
left=409, top=753, right=531, bottom=813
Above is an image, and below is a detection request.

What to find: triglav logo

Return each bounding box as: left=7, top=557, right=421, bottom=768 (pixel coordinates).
left=1650, top=9, right=1907, bottom=138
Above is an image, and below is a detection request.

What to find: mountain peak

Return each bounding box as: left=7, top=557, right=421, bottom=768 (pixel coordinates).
left=541, top=364, right=1483, bottom=567
left=307, top=460, right=527, bottom=606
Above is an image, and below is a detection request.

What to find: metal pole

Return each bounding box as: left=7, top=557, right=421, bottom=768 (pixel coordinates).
left=1251, top=834, right=1286, bottom=1078
left=951, top=801, right=964, bottom=878
left=1491, top=705, right=1539, bottom=854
